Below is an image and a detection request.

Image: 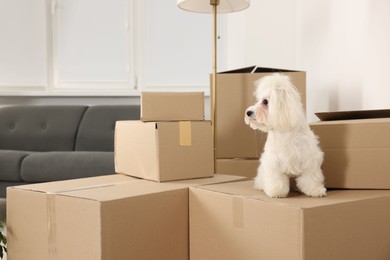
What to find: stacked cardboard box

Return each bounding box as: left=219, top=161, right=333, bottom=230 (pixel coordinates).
left=213, top=66, right=306, bottom=178
left=310, top=115, right=390, bottom=189
left=7, top=91, right=247, bottom=259
left=115, top=92, right=214, bottom=182
left=187, top=68, right=390, bottom=259
left=7, top=174, right=244, bottom=260
left=7, top=84, right=390, bottom=259
left=190, top=181, right=390, bottom=259
left=190, top=114, right=390, bottom=259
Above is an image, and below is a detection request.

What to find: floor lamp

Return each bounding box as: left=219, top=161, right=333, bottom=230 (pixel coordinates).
left=177, top=0, right=250, bottom=173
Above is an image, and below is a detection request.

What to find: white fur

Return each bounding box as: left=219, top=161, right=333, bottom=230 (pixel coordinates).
left=244, top=74, right=326, bottom=198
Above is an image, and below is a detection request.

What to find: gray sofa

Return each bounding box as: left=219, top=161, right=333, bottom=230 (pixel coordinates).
left=0, top=105, right=140, bottom=202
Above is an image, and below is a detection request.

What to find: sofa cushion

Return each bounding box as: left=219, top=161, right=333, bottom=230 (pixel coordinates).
left=20, top=152, right=115, bottom=183
left=0, top=150, right=30, bottom=181
left=75, top=105, right=140, bottom=151
left=0, top=106, right=87, bottom=151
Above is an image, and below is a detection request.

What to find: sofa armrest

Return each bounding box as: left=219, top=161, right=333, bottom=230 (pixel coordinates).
left=75, top=105, right=140, bottom=151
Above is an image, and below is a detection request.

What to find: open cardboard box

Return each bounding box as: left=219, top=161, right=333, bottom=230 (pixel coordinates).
left=190, top=180, right=390, bottom=259
left=311, top=109, right=390, bottom=189
left=214, top=66, right=306, bottom=159
left=7, top=174, right=245, bottom=260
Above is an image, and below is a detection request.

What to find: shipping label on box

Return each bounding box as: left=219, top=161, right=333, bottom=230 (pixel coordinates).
left=310, top=118, right=390, bottom=189
left=115, top=120, right=213, bottom=182
left=214, top=66, right=306, bottom=159
left=141, top=92, right=204, bottom=122
left=7, top=174, right=245, bottom=260
left=190, top=180, right=390, bottom=260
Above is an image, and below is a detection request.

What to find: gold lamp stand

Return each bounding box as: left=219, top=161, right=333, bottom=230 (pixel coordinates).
left=211, top=0, right=219, bottom=173
left=177, top=0, right=250, bottom=173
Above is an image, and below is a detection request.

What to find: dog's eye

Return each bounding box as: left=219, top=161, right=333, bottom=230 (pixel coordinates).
left=262, top=99, right=268, bottom=106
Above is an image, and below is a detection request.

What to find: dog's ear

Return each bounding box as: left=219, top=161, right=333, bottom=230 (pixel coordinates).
left=268, top=78, right=303, bottom=131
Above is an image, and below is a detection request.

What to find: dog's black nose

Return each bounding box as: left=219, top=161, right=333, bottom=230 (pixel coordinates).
left=246, top=110, right=254, bottom=117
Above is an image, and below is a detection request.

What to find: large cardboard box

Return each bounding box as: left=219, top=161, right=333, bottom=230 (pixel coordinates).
left=214, top=66, right=306, bottom=159
left=310, top=118, right=390, bottom=189
left=141, top=92, right=204, bottom=121
left=115, top=120, right=213, bottom=182
left=190, top=180, right=390, bottom=260
left=7, top=174, right=244, bottom=260
left=216, top=158, right=258, bottom=179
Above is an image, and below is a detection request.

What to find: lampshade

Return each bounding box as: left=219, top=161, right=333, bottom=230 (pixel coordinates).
left=177, top=0, right=250, bottom=14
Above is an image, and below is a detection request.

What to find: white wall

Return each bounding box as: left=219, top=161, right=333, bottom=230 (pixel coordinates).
left=225, top=0, right=390, bottom=122
left=2, top=0, right=389, bottom=124
left=225, top=0, right=298, bottom=69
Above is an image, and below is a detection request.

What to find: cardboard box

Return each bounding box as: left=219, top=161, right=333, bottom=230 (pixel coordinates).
left=7, top=174, right=245, bottom=260
left=115, top=120, right=213, bottom=181
left=310, top=118, right=390, bottom=189
left=216, top=158, right=258, bottom=179
left=141, top=92, right=204, bottom=121
left=214, top=66, right=306, bottom=159
left=190, top=180, right=390, bottom=260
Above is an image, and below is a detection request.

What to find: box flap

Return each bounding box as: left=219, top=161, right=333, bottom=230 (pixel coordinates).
left=218, top=66, right=302, bottom=74
left=167, top=174, right=245, bottom=187
left=9, top=174, right=136, bottom=194
left=311, top=117, right=390, bottom=126
left=55, top=175, right=244, bottom=201
left=218, top=66, right=257, bottom=74
left=59, top=180, right=186, bottom=201
left=315, top=109, right=390, bottom=121
left=193, top=180, right=390, bottom=209
left=310, top=118, right=390, bottom=149
left=10, top=174, right=245, bottom=202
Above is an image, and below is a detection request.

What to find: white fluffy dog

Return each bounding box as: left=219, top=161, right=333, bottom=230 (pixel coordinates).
left=245, top=74, right=326, bottom=198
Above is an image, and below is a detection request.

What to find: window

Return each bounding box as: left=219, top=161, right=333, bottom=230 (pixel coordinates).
left=52, top=0, right=135, bottom=93
left=0, top=0, right=48, bottom=92
left=137, top=0, right=226, bottom=94
left=0, top=0, right=225, bottom=96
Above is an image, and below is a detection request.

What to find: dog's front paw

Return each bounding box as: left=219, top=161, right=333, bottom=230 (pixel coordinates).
left=264, top=188, right=289, bottom=198
left=265, top=191, right=289, bottom=198
left=305, top=186, right=327, bottom=197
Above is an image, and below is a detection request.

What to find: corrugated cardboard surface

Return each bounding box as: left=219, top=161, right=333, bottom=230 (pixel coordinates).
left=214, top=66, right=306, bottom=159
left=310, top=118, right=390, bottom=189
left=115, top=120, right=213, bottom=182
left=190, top=180, right=390, bottom=260
left=141, top=92, right=204, bottom=121
left=216, top=158, right=258, bottom=179
left=7, top=174, right=245, bottom=260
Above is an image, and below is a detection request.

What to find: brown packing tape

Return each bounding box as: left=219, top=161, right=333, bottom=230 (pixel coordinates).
left=232, top=197, right=244, bottom=229
left=179, top=121, right=192, bottom=146
left=44, top=182, right=127, bottom=259
left=46, top=193, right=57, bottom=260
